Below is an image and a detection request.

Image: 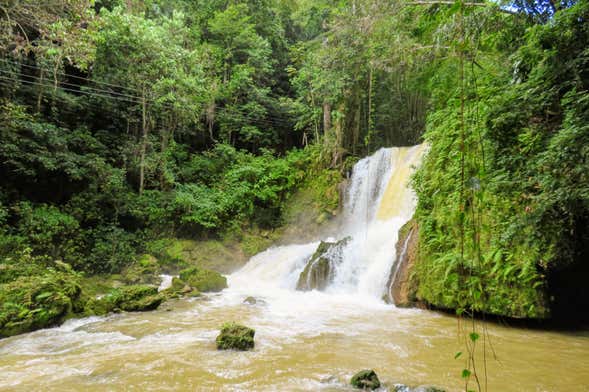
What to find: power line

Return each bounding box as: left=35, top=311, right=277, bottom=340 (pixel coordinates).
left=0, top=75, right=145, bottom=104
left=1, top=58, right=298, bottom=125
left=0, top=74, right=296, bottom=128
left=0, top=58, right=144, bottom=95
left=0, top=69, right=146, bottom=103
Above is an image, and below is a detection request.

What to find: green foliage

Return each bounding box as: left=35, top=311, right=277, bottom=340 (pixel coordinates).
left=413, top=2, right=589, bottom=319
left=15, top=202, right=79, bottom=259
left=0, top=260, right=82, bottom=338
left=84, top=226, right=137, bottom=274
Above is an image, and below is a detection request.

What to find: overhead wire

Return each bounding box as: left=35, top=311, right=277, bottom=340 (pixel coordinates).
left=0, top=75, right=296, bottom=129
left=0, top=58, right=298, bottom=127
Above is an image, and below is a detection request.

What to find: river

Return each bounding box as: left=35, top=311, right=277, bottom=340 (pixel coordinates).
left=1, top=145, right=588, bottom=391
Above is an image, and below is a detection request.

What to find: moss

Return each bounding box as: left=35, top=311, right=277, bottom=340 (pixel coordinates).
left=84, top=285, right=164, bottom=315
left=121, top=254, right=161, bottom=285
left=146, top=238, right=247, bottom=274
left=0, top=264, right=82, bottom=338
left=215, top=322, right=255, bottom=351
left=278, top=169, right=343, bottom=242
left=161, top=277, right=200, bottom=299
left=350, top=369, right=381, bottom=390
left=179, top=267, right=227, bottom=292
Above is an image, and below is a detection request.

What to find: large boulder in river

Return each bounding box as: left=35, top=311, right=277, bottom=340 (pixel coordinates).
left=179, top=267, right=227, bottom=292
left=216, top=322, right=255, bottom=351
left=350, top=369, right=381, bottom=390
left=296, top=237, right=350, bottom=291
left=384, top=219, right=420, bottom=307
left=85, top=285, right=164, bottom=315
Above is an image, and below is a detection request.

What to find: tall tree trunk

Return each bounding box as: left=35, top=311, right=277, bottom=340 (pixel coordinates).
left=36, top=68, right=44, bottom=113
left=323, top=101, right=332, bottom=134
left=139, top=90, right=148, bottom=194
left=207, top=101, right=216, bottom=142
left=366, top=65, right=374, bottom=150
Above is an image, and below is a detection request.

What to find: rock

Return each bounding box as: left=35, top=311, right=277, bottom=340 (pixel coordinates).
left=116, top=286, right=164, bottom=312
left=179, top=267, right=227, bottom=292
left=215, top=322, right=255, bottom=351
left=384, top=219, right=420, bottom=307
left=413, top=387, right=446, bottom=392
left=121, top=254, right=161, bottom=285
left=85, top=285, right=164, bottom=315
left=243, top=296, right=257, bottom=305
left=350, top=369, right=381, bottom=390
left=391, top=385, right=412, bottom=392
left=0, top=267, right=82, bottom=338
left=296, top=237, right=350, bottom=291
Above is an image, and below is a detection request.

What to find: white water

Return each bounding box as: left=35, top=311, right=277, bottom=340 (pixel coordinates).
left=157, top=274, right=175, bottom=292
left=230, top=144, right=427, bottom=301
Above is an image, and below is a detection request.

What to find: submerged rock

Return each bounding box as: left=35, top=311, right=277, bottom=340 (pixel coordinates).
left=350, top=369, right=381, bottom=390
left=216, top=322, right=255, bottom=351
left=391, top=384, right=445, bottom=392
left=296, top=237, right=350, bottom=291
left=179, top=267, right=227, bottom=292
left=243, top=296, right=266, bottom=305
left=413, top=386, right=446, bottom=392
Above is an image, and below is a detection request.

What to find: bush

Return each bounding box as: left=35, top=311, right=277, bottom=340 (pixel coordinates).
left=83, top=226, right=137, bottom=273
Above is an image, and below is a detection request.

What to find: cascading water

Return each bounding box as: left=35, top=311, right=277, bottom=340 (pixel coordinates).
left=230, top=144, right=427, bottom=301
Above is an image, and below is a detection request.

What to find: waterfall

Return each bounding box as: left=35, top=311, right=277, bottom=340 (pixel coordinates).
left=230, top=144, right=427, bottom=301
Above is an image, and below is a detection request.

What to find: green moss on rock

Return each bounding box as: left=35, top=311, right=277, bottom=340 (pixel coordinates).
left=121, top=254, right=161, bottom=285
left=179, top=267, right=227, bottom=292
left=84, top=285, right=164, bottom=315
left=350, top=369, right=381, bottom=390
left=216, top=322, right=255, bottom=351
left=162, top=277, right=199, bottom=299
left=0, top=264, right=82, bottom=338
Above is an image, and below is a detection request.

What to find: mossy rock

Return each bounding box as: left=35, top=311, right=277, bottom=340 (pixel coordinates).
left=179, top=267, right=227, bottom=292
left=350, top=369, right=381, bottom=390
left=0, top=265, right=82, bottom=338
left=121, top=254, right=161, bottom=285
left=296, top=237, right=350, bottom=291
left=162, top=277, right=199, bottom=299
left=216, top=322, right=255, bottom=351
left=85, top=285, right=164, bottom=315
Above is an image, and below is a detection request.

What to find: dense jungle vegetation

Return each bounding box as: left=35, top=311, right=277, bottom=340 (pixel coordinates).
left=0, top=0, right=587, bottom=337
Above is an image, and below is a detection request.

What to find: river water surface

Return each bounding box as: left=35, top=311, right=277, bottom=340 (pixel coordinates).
left=1, top=287, right=588, bottom=391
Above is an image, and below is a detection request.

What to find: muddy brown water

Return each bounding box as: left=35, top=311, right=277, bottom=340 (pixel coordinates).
left=1, top=288, right=588, bottom=392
